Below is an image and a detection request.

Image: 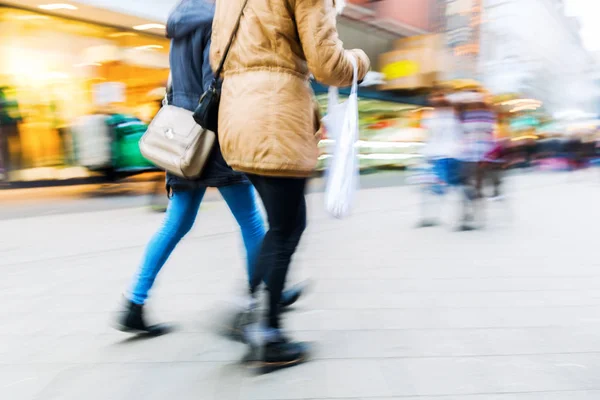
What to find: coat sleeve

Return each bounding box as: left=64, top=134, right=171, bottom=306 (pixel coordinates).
left=294, top=0, right=370, bottom=87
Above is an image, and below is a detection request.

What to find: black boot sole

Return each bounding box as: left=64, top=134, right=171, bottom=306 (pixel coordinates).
left=248, top=355, right=307, bottom=374
left=114, top=322, right=172, bottom=337
left=243, top=342, right=311, bottom=374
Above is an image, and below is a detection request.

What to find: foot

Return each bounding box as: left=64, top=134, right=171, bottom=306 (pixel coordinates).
left=114, top=299, right=171, bottom=336
left=246, top=329, right=309, bottom=372
left=456, top=223, right=477, bottom=232
left=280, top=281, right=309, bottom=309
left=262, top=337, right=308, bottom=369
left=416, top=219, right=438, bottom=228
left=221, top=283, right=307, bottom=342
left=221, top=299, right=259, bottom=343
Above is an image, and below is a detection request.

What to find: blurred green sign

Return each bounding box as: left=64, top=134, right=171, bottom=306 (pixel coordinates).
left=510, top=116, right=540, bottom=130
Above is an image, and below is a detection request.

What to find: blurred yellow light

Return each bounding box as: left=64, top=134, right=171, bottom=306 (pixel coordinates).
left=74, top=62, right=102, bottom=67
left=511, top=135, right=538, bottom=141
left=15, top=15, right=50, bottom=20
left=133, top=24, right=166, bottom=31
left=501, top=98, right=542, bottom=107
left=39, top=3, right=78, bottom=10
left=134, top=45, right=164, bottom=51
left=45, top=72, right=70, bottom=80
left=510, top=105, right=540, bottom=113
left=108, top=32, right=137, bottom=38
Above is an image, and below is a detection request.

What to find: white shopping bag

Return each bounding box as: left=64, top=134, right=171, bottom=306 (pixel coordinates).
left=323, top=55, right=359, bottom=219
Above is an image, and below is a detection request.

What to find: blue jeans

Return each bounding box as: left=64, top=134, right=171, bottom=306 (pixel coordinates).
left=430, top=158, right=461, bottom=195
left=128, top=183, right=266, bottom=305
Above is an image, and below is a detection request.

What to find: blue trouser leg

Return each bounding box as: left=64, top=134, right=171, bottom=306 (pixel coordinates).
left=218, top=183, right=266, bottom=285
left=128, top=188, right=205, bottom=304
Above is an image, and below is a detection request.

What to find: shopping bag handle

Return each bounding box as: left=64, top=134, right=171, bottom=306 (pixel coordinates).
left=327, top=54, right=359, bottom=109
left=349, top=54, right=358, bottom=97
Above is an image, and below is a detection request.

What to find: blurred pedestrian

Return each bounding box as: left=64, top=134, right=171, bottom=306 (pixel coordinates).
left=418, top=89, right=463, bottom=227
left=484, top=137, right=506, bottom=201
left=211, top=0, right=370, bottom=369
left=457, top=96, right=496, bottom=230
left=0, top=88, right=23, bottom=179
left=115, top=0, right=306, bottom=336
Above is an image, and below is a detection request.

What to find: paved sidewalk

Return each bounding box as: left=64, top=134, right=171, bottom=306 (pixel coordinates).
left=2, top=172, right=600, bottom=399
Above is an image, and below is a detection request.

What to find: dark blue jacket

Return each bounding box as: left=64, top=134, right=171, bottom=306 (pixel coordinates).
left=165, top=0, right=247, bottom=191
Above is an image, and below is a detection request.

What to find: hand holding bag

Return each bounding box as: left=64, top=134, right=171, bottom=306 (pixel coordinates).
left=323, top=55, right=359, bottom=219
left=193, top=0, right=249, bottom=131
left=139, top=77, right=216, bottom=179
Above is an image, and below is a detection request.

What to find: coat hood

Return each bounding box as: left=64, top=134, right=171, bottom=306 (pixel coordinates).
left=166, top=0, right=214, bottom=39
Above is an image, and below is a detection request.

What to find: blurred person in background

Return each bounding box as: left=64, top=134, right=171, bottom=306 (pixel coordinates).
left=417, top=89, right=463, bottom=227
left=565, top=133, right=585, bottom=172
left=457, top=95, right=497, bottom=230
left=0, top=87, right=23, bottom=179
left=483, top=135, right=507, bottom=201
left=115, top=0, right=305, bottom=337
left=211, top=0, right=369, bottom=369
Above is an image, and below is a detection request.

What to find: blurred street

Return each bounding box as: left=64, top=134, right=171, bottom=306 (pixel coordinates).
left=3, top=171, right=600, bottom=399
left=0, top=171, right=414, bottom=220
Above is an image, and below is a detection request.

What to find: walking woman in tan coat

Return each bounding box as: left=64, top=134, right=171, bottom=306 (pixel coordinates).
left=211, top=0, right=369, bottom=369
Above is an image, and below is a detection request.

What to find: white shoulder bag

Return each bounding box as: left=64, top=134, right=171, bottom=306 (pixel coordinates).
left=139, top=76, right=216, bottom=179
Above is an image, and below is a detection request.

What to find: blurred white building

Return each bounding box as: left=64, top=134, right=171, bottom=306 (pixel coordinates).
left=480, top=0, right=599, bottom=115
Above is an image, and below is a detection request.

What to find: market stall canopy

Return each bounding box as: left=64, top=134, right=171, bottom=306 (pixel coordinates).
left=311, top=81, right=428, bottom=106
left=492, top=93, right=521, bottom=104
left=438, top=79, right=484, bottom=91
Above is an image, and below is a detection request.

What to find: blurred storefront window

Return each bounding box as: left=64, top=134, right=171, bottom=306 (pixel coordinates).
left=315, top=94, right=422, bottom=141
left=0, top=7, right=169, bottom=172
left=314, top=94, right=426, bottom=170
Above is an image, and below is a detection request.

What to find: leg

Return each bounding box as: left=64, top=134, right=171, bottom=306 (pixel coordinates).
left=218, top=183, right=266, bottom=285
left=491, top=163, right=502, bottom=198
left=217, top=182, right=308, bottom=344
left=458, top=161, right=477, bottom=230
left=244, top=175, right=309, bottom=370
left=418, top=159, right=445, bottom=227
left=1, top=131, right=11, bottom=175
left=0, top=131, right=7, bottom=179
left=128, top=188, right=205, bottom=305
left=248, top=175, right=307, bottom=330
left=149, top=173, right=168, bottom=213
left=475, top=162, right=485, bottom=200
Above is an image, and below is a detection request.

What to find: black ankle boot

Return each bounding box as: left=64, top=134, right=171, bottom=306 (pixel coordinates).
left=114, top=299, right=170, bottom=336
left=243, top=325, right=309, bottom=372
left=260, top=336, right=309, bottom=371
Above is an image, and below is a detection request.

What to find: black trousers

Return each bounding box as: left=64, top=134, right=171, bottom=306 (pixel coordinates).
left=248, top=174, right=307, bottom=329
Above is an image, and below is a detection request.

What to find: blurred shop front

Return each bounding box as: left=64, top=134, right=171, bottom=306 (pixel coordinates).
left=313, top=83, right=429, bottom=171
left=0, top=0, right=443, bottom=182
left=316, top=0, right=439, bottom=170
left=0, top=4, right=169, bottom=182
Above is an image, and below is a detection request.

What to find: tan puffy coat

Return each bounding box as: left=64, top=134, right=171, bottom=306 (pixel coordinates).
left=211, top=0, right=370, bottom=177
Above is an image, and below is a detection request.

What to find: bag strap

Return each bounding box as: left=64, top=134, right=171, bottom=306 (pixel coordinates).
left=163, top=73, right=173, bottom=106
left=213, top=0, right=250, bottom=81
